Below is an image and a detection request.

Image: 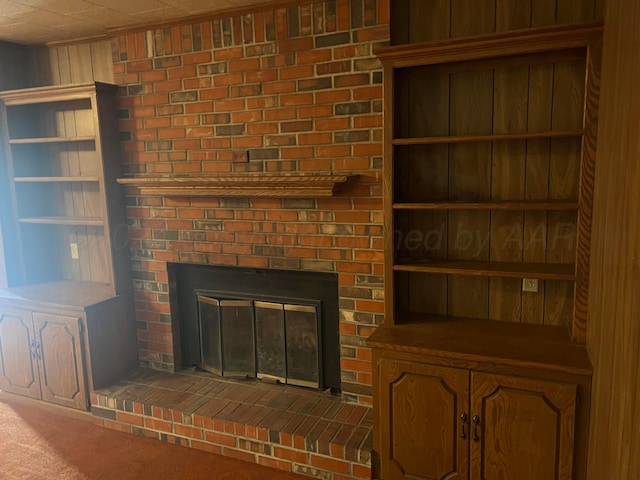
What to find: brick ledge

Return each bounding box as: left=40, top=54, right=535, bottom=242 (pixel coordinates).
left=91, top=368, right=372, bottom=480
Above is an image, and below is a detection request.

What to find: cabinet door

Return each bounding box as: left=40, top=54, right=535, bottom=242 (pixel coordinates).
left=379, top=359, right=469, bottom=480
left=0, top=309, right=41, bottom=399
left=470, top=373, right=577, bottom=480
left=32, top=312, right=87, bottom=410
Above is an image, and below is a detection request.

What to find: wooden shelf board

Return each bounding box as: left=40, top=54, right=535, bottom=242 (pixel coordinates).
left=393, top=201, right=579, bottom=211
left=394, top=259, right=575, bottom=281
left=393, top=130, right=583, bottom=146
left=0, top=281, right=115, bottom=309
left=9, top=136, right=96, bottom=144
left=14, top=176, right=100, bottom=183
left=0, top=82, right=116, bottom=105
left=366, top=315, right=592, bottom=376
left=376, top=22, right=603, bottom=67
left=19, top=216, right=104, bottom=226
left=117, top=173, right=357, bottom=198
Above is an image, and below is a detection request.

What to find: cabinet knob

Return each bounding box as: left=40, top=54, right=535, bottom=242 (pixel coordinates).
left=472, top=415, right=480, bottom=442
left=460, top=413, right=468, bottom=439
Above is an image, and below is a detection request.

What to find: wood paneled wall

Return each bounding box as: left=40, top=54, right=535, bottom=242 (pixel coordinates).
left=587, top=0, right=640, bottom=477
left=32, top=41, right=114, bottom=86
left=392, top=0, right=605, bottom=45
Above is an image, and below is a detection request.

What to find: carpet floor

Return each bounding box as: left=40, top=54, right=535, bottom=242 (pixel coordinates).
left=0, top=398, right=307, bottom=480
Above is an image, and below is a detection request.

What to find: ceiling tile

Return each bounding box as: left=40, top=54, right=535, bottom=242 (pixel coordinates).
left=0, top=0, right=275, bottom=44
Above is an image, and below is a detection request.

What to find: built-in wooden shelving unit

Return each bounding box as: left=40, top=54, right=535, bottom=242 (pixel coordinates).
left=0, top=82, right=138, bottom=412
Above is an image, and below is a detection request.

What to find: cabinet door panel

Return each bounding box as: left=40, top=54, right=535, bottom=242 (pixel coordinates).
left=0, top=309, right=41, bottom=399
left=380, top=360, right=469, bottom=480
left=32, top=312, right=87, bottom=410
left=470, top=373, right=577, bottom=480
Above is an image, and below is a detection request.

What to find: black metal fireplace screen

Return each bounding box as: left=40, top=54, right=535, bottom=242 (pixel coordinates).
left=170, top=264, right=340, bottom=393
left=197, top=294, right=321, bottom=389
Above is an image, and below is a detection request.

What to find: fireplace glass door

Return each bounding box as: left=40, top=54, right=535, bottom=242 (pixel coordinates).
left=197, top=294, right=320, bottom=389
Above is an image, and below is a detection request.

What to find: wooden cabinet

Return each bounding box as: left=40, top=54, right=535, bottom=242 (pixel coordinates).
left=0, top=83, right=138, bottom=410
left=378, top=357, right=578, bottom=480
left=32, top=312, right=87, bottom=410
left=0, top=308, right=41, bottom=400
left=373, top=347, right=588, bottom=480
left=0, top=308, right=87, bottom=410
left=370, top=18, right=601, bottom=480
left=379, top=360, right=469, bottom=479
left=470, top=373, right=577, bottom=480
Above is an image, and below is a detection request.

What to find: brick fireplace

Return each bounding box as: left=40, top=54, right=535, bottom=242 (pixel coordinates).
left=90, top=1, right=389, bottom=478
left=114, top=0, right=388, bottom=406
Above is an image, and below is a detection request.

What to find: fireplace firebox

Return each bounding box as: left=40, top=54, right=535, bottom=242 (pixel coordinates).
left=169, top=264, right=340, bottom=393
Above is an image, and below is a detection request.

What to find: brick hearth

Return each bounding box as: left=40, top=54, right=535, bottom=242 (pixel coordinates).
left=91, top=369, right=372, bottom=479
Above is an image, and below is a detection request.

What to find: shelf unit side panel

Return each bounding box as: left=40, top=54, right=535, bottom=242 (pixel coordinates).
left=383, top=65, right=396, bottom=324
left=0, top=103, right=25, bottom=287
left=572, top=37, right=601, bottom=343
left=96, top=90, right=128, bottom=293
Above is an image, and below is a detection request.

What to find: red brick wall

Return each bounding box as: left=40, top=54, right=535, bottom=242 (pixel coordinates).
left=112, top=0, right=389, bottom=405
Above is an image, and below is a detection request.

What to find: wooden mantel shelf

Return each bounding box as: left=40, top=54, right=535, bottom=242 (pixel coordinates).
left=117, top=173, right=357, bottom=198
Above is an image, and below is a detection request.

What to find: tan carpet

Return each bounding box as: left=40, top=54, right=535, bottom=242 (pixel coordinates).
left=0, top=398, right=307, bottom=480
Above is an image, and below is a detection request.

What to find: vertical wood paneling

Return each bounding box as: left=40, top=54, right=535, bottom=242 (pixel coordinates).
left=34, top=40, right=114, bottom=88
left=447, top=3, right=495, bottom=318
left=532, top=0, right=558, bottom=26
left=523, top=63, right=554, bottom=324
left=587, top=0, right=640, bottom=477
left=406, top=65, right=449, bottom=314
left=556, top=0, right=596, bottom=22
left=489, top=0, right=531, bottom=322
left=490, top=3, right=531, bottom=322
left=392, top=0, right=601, bottom=45
left=450, top=0, right=496, bottom=37
left=490, top=68, right=528, bottom=322
left=27, top=41, right=114, bottom=283
left=410, top=0, right=450, bottom=43
left=496, top=0, right=532, bottom=31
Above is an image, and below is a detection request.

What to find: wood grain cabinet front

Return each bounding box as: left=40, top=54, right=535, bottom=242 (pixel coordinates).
left=0, top=308, right=88, bottom=410
left=379, top=360, right=469, bottom=480
left=377, top=358, right=578, bottom=480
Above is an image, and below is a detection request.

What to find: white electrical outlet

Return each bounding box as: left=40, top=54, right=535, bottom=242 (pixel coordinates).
left=522, top=278, right=539, bottom=293
left=70, top=243, right=79, bottom=260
